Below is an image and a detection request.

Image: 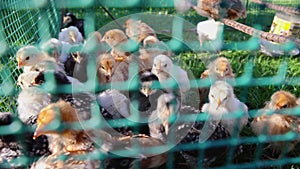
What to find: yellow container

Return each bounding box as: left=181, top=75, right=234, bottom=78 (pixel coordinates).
left=269, top=12, right=300, bottom=38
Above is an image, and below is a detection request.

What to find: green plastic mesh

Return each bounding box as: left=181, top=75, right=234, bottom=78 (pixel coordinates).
left=0, top=0, right=300, bottom=168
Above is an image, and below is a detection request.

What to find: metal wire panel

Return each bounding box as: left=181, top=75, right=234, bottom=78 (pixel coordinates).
left=0, top=0, right=300, bottom=168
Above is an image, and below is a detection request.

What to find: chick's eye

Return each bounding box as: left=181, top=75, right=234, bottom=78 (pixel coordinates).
left=25, top=56, right=30, bottom=60
left=225, top=68, right=228, bottom=71
left=281, top=104, right=288, bottom=109
left=163, top=64, right=167, bottom=67
left=211, top=94, right=214, bottom=98
left=106, top=36, right=110, bottom=39
left=101, top=66, right=105, bottom=69
left=224, top=96, right=228, bottom=100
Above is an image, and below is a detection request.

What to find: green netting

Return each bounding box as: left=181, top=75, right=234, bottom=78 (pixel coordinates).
left=1, top=0, right=300, bottom=168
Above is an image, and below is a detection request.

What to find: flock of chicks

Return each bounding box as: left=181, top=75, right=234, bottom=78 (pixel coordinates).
left=1, top=0, right=300, bottom=168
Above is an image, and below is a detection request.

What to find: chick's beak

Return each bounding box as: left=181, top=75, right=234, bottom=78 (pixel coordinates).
left=163, top=122, right=169, bottom=135
left=217, top=97, right=221, bottom=109
left=17, top=60, right=23, bottom=69
left=144, top=88, right=151, bottom=97
left=33, top=124, right=45, bottom=140
left=106, top=70, right=112, bottom=77
left=101, top=37, right=106, bottom=42
left=220, top=72, right=224, bottom=77
left=155, top=66, right=162, bottom=74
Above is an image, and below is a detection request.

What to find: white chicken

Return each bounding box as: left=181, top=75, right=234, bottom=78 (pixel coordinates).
left=17, top=72, right=51, bottom=123
left=201, top=80, right=248, bottom=136
left=151, top=54, right=190, bottom=95
left=16, top=45, right=56, bottom=72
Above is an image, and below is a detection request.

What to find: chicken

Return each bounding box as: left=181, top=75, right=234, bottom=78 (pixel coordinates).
left=264, top=90, right=298, bottom=110
left=192, top=0, right=247, bottom=20
left=16, top=45, right=56, bottom=72
left=148, top=93, right=231, bottom=167
left=31, top=100, right=101, bottom=169
left=59, top=26, right=84, bottom=44
left=17, top=84, right=51, bottom=124
left=201, top=81, right=248, bottom=136
left=200, top=57, right=235, bottom=79
left=151, top=54, right=190, bottom=96
left=96, top=53, right=115, bottom=84
left=139, top=36, right=173, bottom=69
left=63, top=12, right=85, bottom=38
left=199, top=56, right=235, bottom=109
left=101, top=29, right=131, bottom=62
left=33, top=100, right=94, bottom=155
left=251, top=90, right=300, bottom=156
left=124, top=19, right=157, bottom=43
left=17, top=71, right=51, bottom=123
left=197, top=19, right=224, bottom=47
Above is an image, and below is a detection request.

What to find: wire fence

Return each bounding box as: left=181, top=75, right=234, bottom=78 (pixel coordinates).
left=0, top=0, right=300, bottom=168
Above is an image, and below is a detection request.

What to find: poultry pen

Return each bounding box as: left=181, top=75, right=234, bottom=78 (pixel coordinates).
left=0, top=0, right=300, bottom=168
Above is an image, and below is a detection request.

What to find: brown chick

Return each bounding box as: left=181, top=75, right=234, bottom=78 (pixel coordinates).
left=33, top=100, right=94, bottom=155
left=200, top=56, right=235, bottom=79
left=199, top=57, right=235, bottom=109
left=96, top=53, right=115, bottom=84
left=101, top=29, right=131, bottom=62
left=251, top=90, right=300, bottom=156
left=105, top=134, right=167, bottom=169
left=264, top=90, right=298, bottom=110
left=102, top=29, right=149, bottom=82
left=124, top=19, right=157, bottom=43
left=192, top=0, right=247, bottom=20
left=139, top=36, right=173, bottom=69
